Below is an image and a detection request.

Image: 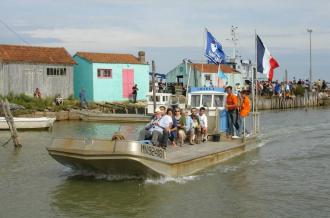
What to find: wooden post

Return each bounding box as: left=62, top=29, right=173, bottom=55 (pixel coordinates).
left=1, top=99, right=21, bottom=147
left=151, top=60, right=156, bottom=112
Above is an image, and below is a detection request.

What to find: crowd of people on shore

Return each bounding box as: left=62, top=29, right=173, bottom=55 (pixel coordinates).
left=257, top=78, right=328, bottom=98
left=139, top=86, right=252, bottom=149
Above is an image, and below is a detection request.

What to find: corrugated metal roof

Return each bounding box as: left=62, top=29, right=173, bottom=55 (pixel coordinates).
left=0, top=44, right=75, bottom=65
left=192, top=63, right=238, bottom=73
left=75, top=52, right=143, bottom=64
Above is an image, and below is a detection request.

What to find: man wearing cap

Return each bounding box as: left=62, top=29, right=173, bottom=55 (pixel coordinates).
left=138, top=107, right=172, bottom=148
left=138, top=108, right=162, bottom=142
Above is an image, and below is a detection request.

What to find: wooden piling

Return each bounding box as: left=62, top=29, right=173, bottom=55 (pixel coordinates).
left=1, top=99, right=21, bottom=147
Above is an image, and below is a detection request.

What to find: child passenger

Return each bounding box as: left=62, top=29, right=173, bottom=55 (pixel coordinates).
left=177, top=110, right=194, bottom=146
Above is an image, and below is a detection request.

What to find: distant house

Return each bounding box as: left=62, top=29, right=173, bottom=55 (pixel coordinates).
left=0, top=44, right=75, bottom=98
left=73, top=51, right=149, bottom=102
left=166, top=61, right=242, bottom=88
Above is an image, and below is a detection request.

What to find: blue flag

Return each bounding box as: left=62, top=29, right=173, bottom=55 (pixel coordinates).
left=218, top=71, right=228, bottom=80
left=204, top=29, right=226, bottom=64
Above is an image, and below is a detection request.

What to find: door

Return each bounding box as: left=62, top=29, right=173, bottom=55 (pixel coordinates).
left=122, top=69, right=134, bottom=98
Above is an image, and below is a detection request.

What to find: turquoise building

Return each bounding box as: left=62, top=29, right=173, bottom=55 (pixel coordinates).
left=73, top=51, right=149, bottom=102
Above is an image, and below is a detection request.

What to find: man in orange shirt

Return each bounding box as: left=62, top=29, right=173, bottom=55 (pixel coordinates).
left=225, top=86, right=238, bottom=138
left=238, top=90, right=251, bottom=137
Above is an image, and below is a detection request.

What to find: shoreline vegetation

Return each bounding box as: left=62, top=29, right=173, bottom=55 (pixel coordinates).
left=0, top=91, right=329, bottom=120
left=0, top=92, right=147, bottom=117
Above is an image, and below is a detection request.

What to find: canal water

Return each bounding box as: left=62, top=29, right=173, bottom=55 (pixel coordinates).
left=0, top=108, right=330, bottom=218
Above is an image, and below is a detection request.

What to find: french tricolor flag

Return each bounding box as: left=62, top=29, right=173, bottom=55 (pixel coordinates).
left=257, top=35, right=279, bottom=81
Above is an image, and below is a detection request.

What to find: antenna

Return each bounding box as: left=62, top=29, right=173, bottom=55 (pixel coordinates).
left=0, top=18, right=30, bottom=45
left=230, top=26, right=239, bottom=60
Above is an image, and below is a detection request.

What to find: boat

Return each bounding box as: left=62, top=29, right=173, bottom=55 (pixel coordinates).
left=47, top=136, right=256, bottom=178
left=47, top=86, right=258, bottom=178
left=78, top=110, right=151, bottom=123
left=0, top=117, right=56, bottom=130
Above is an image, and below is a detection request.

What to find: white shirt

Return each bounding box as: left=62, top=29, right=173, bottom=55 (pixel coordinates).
left=159, top=115, right=173, bottom=129
left=199, top=114, right=208, bottom=128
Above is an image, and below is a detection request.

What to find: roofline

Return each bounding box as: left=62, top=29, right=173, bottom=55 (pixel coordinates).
left=73, top=53, right=149, bottom=65
left=0, top=60, right=75, bottom=65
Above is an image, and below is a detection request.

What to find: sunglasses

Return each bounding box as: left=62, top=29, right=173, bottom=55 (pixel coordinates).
left=175, top=110, right=180, bottom=112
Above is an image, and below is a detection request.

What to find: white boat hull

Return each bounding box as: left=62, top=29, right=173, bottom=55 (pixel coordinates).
left=0, top=117, right=56, bottom=129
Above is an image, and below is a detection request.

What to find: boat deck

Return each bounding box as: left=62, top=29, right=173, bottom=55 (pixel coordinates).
left=164, top=139, right=244, bottom=163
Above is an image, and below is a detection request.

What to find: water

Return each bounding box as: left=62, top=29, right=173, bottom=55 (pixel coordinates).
left=1, top=108, right=330, bottom=218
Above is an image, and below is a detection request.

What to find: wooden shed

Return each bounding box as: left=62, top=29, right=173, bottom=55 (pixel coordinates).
left=0, top=44, right=75, bottom=98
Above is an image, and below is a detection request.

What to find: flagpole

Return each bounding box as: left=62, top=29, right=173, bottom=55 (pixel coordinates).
left=204, top=28, right=207, bottom=58
left=255, top=30, right=260, bottom=134
left=253, top=30, right=256, bottom=135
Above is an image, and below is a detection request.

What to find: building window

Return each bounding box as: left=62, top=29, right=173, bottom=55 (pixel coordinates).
left=177, top=75, right=183, bottom=84
left=97, top=69, right=112, bottom=78
left=204, top=74, right=211, bottom=81
left=47, top=67, right=66, bottom=76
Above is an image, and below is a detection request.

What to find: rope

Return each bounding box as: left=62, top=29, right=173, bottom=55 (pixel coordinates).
left=111, top=132, right=125, bottom=141
left=1, top=137, right=12, bottom=147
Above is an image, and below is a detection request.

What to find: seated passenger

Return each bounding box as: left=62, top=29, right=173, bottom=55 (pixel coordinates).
left=138, top=108, right=163, bottom=145
left=160, top=108, right=173, bottom=148
left=199, top=107, right=208, bottom=142
left=170, top=108, right=182, bottom=147
left=177, top=110, right=194, bottom=146
left=190, top=108, right=202, bottom=144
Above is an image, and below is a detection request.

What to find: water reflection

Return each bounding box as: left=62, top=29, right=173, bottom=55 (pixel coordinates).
left=51, top=176, right=158, bottom=218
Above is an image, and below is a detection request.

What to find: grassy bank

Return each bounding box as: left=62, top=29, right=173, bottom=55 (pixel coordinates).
left=1, top=93, right=80, bottom=115
left=1, top=93, right=147, bottom=115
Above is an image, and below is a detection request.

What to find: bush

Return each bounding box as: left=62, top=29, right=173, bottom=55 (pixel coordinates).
left=293, top=84, right=305, bottom=96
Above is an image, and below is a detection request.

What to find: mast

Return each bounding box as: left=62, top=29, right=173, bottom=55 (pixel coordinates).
left=252, top=30, right=256, bottom=135
left=255, top=30, right=259, bottom=134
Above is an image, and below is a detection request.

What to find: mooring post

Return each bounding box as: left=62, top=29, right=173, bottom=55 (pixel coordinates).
left=1, top=99, right=21, bottom=147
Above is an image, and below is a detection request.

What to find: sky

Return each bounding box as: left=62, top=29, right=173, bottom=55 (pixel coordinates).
left=0, top=0, right=329, bottom=81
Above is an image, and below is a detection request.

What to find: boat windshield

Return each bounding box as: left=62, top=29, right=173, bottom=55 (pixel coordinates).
left=202, top=95, right=212, bottom=107
left=169, top=96, right=179, bottom=105
left=162, top=96, right=168, bottom=102
left=191, top=95, right=200, bottom=107
left=149, top=96, right=160, bottom=102
left=213, top=95, right=224, bottom=107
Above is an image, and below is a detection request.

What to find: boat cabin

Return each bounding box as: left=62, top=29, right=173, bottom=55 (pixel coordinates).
left=187, top=87, right=228, bottom=134
left=146, top=92, right=185, bottom=114
left=188, top=87, right=226, bottom=112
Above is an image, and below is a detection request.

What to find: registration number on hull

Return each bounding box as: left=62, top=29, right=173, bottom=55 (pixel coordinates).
left=141, top=144, right=165, bottom=159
